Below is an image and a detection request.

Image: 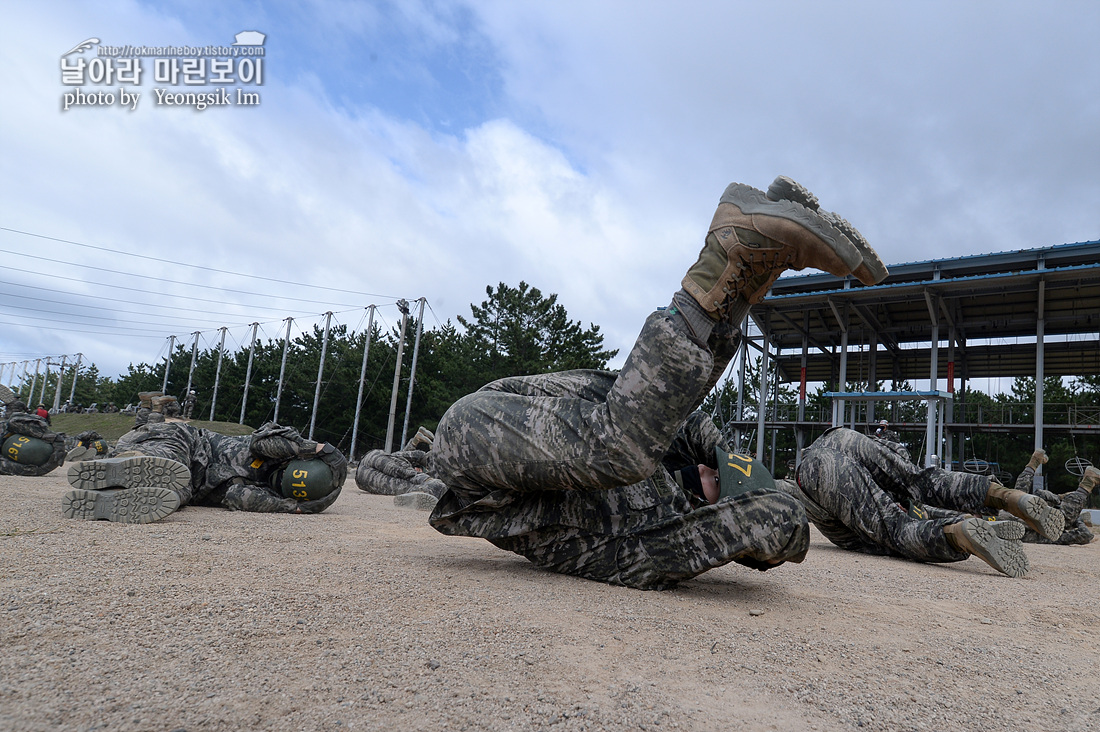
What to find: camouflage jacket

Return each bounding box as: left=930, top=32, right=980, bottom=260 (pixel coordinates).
left=112, top=421, right=346, bottom=512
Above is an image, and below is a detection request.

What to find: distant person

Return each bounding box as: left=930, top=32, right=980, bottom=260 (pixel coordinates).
left=181, top=390, right=198, bottom=419
left=63, top=421, right=347, bottom=523
left=35, top=404, right=51, bottom=424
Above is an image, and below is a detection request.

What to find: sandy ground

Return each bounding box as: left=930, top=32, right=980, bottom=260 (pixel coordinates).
left=2, top=469, right=1098, bottom=732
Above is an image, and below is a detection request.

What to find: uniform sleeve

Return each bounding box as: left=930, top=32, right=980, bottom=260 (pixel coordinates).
left=355, top=449, right=446, bottom=497
left=219, top=481, right=302, bottom=512
left=249, top=422, right=319, bottom=460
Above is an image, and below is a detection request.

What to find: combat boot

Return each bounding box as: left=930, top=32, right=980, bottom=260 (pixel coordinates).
left=1080, top=466, right=1100, bottom=493
left=1026, top=449, right=1049, bottom=471
left=985, top=482, right=1065, bottom=541
left=944, top=518, right=1029, bottom=577
left=151, top=396, right=176, bottom=414
left=766, top=175, right=889, bottom=286
left=137, top=391, right=162, bottom=409
left=67, top=455, right=190, bottom=493
left=62, top=486, right=180, bottom=524
left=682, top=180, right=886, bottom=320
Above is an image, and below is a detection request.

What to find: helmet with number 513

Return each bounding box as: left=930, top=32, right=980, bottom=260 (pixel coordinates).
left=279, top=459, right=336, bottom=501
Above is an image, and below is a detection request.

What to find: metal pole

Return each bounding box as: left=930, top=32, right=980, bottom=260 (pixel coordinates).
left=185, top=331, right=200, bottom=397
left=239, top=323, right=259, bottom=425
left=29, top=359, right=40, bottom=405
left=756, top=326, right=770, bottom=462
left=209, top=327, right=227, bottom=421
left=350, top=306, right=377, bottom=461
left=1034, top=276, right=1046, bottom=486
left=37, top=361, right=50, bottom=406
left=384, top=300, right=410, bottom=452
left=52, top=356, right=67, bottom=412
left=735, top=316, right=747, bottom=449
left=796, top=315, right=809, bottom=467
left=309, top=312, right=333, bottom=440
left=21, top=361, right=30, bottom=400
left=926, top=323, right=939, bottom=468
left=769, top=348, right=779, bottom=473
left=400, top=298, right=426, bottom=447
left=67, top=353, right=82, bottom=405
left=161, top=335, right=176, bottom=393
left=273, top=318, right=293, bottom=424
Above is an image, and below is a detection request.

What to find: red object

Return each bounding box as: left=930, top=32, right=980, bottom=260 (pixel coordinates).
left=800, top=367, right=807, bottom=400
left=36, top=407, right=49, bottom=419
left=947, top=361, right=955, bottom=393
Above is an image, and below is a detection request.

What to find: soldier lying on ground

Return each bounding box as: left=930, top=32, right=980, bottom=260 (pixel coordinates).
left=1, top=388, right=67, bottom=477
left=66, top=430, right=111, bottom=462
left=62, top=421, right=347, bottom=523
left=779, top=428, right=1066, bottom=578
left=994, top=450, right=1096, bottom=546
left=410, top=176, right=891, bottom=589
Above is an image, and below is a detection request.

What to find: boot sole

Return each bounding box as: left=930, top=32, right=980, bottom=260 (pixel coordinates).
left=65, top=447, right=91, bottom=462
left=393, top=491, right=439, bottom=512
left=720, top=182, right=863, bottom=273
left=62, top=487, right=180, bottom=523
left=765, top=176, right=888, bottom=285
left=1010, top=493, right=1066, bottom=542
left=989, top=519, right=1026, bottom=541
left=67, top=456, right=190, bottom=492
left=958, top=519, right=1029, bottom=578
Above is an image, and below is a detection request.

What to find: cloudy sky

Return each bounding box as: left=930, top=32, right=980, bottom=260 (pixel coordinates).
left=1, top=0, right=1098, bottom=386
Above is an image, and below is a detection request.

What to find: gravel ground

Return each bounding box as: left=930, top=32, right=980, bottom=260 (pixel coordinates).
left=2, top=470, right=1098, bottom=732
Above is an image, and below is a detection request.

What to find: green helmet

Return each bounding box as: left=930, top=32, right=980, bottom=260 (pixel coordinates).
left=715, top=447, right=775, bottom=501
left=280, top=459, right=336, bottom=501
left=3, top=434, right=54, bottom=466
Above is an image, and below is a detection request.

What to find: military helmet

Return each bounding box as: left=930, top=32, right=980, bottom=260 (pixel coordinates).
left=714, top=447, right=774, bottom=501
left=280, top=459, right=336, bottom=501
left=3, top=434, right=54, bottom=466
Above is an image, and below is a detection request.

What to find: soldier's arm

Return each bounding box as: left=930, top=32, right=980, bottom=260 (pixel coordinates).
left=217, top=480, right=342, bottom=514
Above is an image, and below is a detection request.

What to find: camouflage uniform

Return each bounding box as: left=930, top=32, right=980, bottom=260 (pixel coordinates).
left=428, top=310, right=809, bottom=591
left=110, top=422, right=346, bottom=513
left=0, top=412, right=67, bottom=476
left=1008, top=467, right=1094, bottom=545
left=784, top=427, right=993, bottom=563
left=356, top=449, right=448, bottom=498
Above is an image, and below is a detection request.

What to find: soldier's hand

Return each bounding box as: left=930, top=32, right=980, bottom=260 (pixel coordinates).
left=295, top=482, right=342, bottom=514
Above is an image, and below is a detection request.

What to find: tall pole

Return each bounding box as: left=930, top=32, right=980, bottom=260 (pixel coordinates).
left=309, top=312, right=333, bottom=440
left=52, top=356, right=67, bottom=412
left=239, top=323, right=259, bottom=425
left=756, top=333, right=770, bottom=463
left=273, top=318, right=293, bottom=424
left=185, top=331, right=200, bottom=397
left=400, top=298, right=426, bottom=447
left=29, top=359, right=41, bottom=406
left=67, top=353, right=83, bottom=405
left=161, top=335, right=176, bottom=393
left=36, top=361, right=50, bottom=406
left=385, top=299, right=410, bottom=452
left=209, top=327, right=227, bottom=421
left=21, top=361, right=31, bottom=400
left=350, top=306, right=377, bottom=461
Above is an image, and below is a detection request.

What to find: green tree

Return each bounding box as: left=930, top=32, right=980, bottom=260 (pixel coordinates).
left=457, top=282, right=617, bottom=384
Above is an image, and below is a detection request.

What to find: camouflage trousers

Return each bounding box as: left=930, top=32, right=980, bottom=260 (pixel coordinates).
left=430, top=310, right=810, bottom=589
left=796, top=428, right=991, bottom=563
